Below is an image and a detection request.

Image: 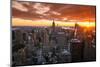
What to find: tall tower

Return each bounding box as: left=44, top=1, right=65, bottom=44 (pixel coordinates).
left=52, top=20, right=55, bottom=32
left=74, top=22, right=79, bottom=38
left=52, top=19, right=55, bottom=28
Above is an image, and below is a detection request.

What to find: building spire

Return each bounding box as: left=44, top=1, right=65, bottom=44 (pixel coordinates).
left=52, top=19, right=56, bottom=32
left=52, top=19, right=55, bottom=27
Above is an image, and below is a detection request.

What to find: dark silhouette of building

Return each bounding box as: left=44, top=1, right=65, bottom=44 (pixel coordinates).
left=70, top=39, right=84, bottom=62
left=52, top=20, right=56, bottom=32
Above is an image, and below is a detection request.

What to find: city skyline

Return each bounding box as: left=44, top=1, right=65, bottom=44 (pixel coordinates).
left=12, top=1, right=96, bottom=66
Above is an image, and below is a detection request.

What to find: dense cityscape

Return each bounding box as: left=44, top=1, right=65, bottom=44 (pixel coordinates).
left=12, top=20, right=96, bottom=66
left=12, top=1, right=96, bottom=66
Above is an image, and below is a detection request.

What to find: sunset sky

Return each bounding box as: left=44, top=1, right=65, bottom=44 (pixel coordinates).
left=12, top=1, right=96, bottom=27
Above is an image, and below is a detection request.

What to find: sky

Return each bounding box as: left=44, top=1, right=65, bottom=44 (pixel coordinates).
left=12, top=1, right=96, bottom=27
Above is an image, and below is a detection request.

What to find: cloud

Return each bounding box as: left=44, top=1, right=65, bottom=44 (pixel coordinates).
left=12, top=1, right=28, bottom=12
left=51, top=11, right=61, bottom=15
left=21, top=2, right=30, bottom=6
left=12, top=1, right=95, bottom=22
left=62, top=17, right=68, bottom=21
left=33, top=3, right=50, bottom=15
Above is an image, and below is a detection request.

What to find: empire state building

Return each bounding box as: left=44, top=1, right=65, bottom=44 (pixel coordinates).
left=52, top=20, right=55, bottom=32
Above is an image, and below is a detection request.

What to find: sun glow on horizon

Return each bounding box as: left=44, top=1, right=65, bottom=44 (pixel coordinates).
left=12, top=18, right=95, bottom=27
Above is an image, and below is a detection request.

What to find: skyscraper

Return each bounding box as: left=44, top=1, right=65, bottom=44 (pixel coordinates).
left=52, top=20, right=56, bottom=32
